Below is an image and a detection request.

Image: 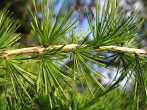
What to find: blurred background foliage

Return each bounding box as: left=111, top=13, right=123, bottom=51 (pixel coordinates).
left=0, top=0, right=147, bottom=109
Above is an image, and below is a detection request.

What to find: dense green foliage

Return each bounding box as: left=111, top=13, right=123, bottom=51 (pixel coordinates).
left=0, top=0, right=146, bottom=109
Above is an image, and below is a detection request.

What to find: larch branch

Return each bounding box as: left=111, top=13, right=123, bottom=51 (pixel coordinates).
left=1, top=44, right=147, bottom=58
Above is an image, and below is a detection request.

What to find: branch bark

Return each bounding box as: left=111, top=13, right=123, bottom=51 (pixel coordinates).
left=1, top=44, right=147, bottom=58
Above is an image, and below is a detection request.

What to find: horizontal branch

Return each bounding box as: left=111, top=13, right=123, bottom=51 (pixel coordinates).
left=1, top=44, right=147, bottom=58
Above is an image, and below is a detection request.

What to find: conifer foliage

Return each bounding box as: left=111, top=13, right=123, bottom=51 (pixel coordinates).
left=0, top=0, right=147, bottom=109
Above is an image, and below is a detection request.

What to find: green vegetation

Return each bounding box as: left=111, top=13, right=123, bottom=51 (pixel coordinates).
left=0, top=0, right=146, bottom=109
